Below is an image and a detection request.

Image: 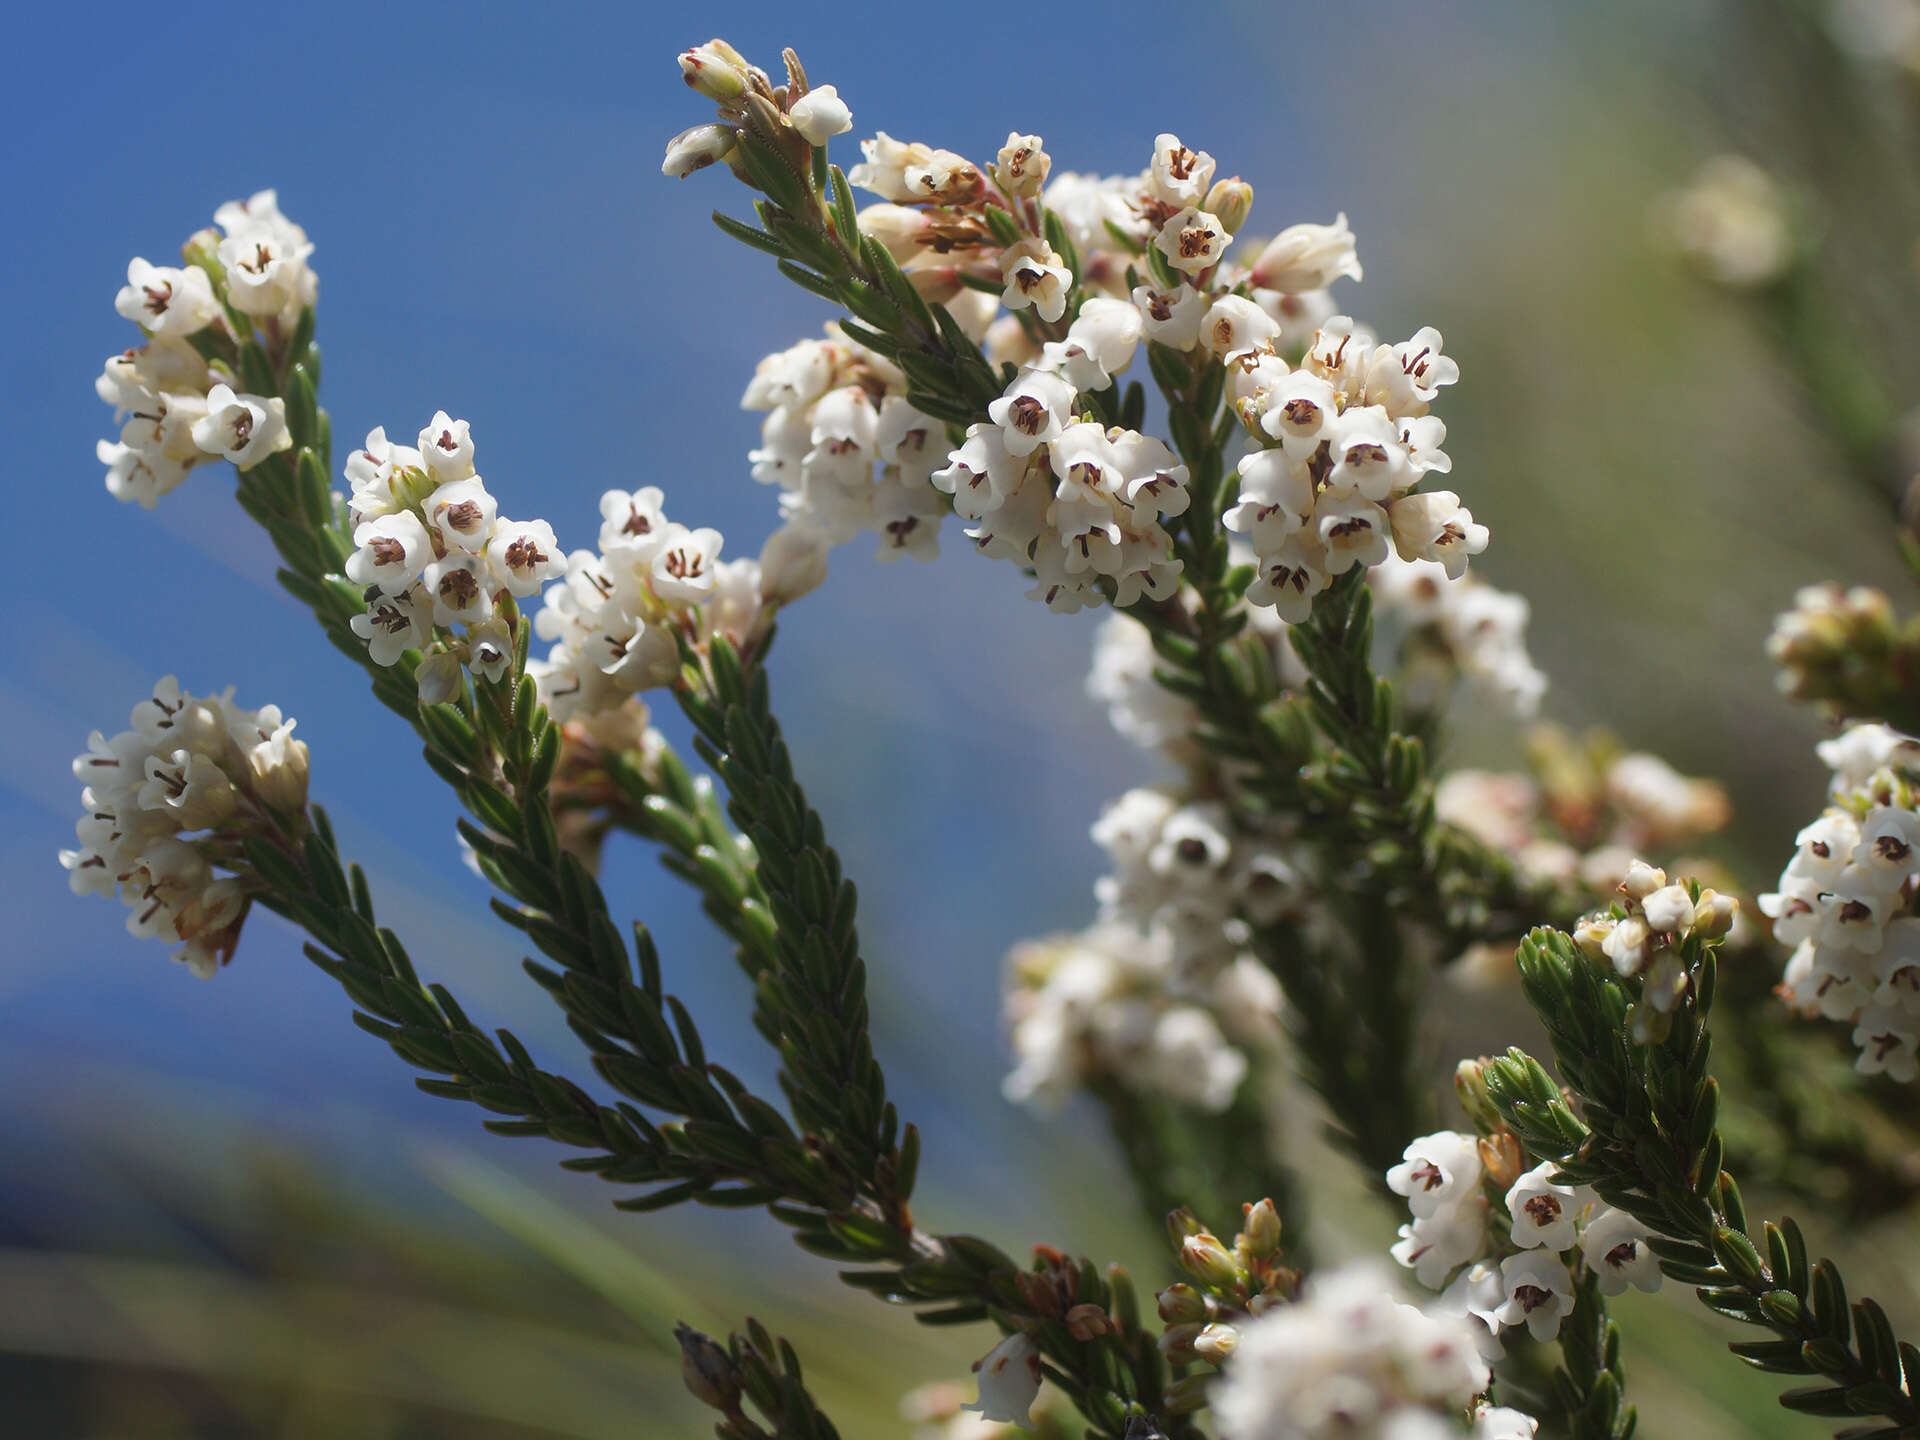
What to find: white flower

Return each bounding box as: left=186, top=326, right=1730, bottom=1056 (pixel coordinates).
left=1246, top=531, right=1331, bottom=622
left=190, top=385, right=291, bottom=470
left=1145, top=1007, right=1246, bottom=1112
left=426, top=477, right=499, bottom=553
left=424, top=552, right=494, bottom=626
left=217, top=228, right=305, bottom=318
left=988, top=369, right=1075, bottom=456
left=418, top=411, right=476, bottom=482
left=1260, top=371, right=1339, bottom=460
left=1392, top=1201, right=1487, bottom=1290
left=1579, top=1208, right=1662, bottom=1296
left=1820, top=724, right=1920, bottom=792
left=351, top=590, right=431, bottom=665
left=486, top=519, right=565, bottom=596
left=466, top=618, right=515, bottom=684
left=1505, top=1163, right=1578, bottom=1250
left=1854, top=1005, right=1920, bottom=1081
left=963, top=1333, right=1041, bottom=1428
left=115, top=259, right=222, bottom=336
left=1317, top=493, right=1391, bottom=574
left=650, top=524, right=724, bottom=606
left=1044, top=297, right=1141, bottom=390
left=1387, top=1131, right=1483, bottom=1219
left=759, top=520, right=831, bottom=604
left=1387, top=491, right=1488, bottom=578
left=1495, top=1252, right=1575, bottom=1342
left=1249, top=215, right=1363, bottom=292
left=1132, top=282, right=1207, bottom=348
left=599, top=487, right=672, bottom=561
left=1640, top=883, right=1695, bottom=934
left=1474, top=1405, right=1541, bottom=1440
left=788, top=84, right=851, bottom=145
left=346, top=511, right=435, bottom=595
left=1154, top=207, right=1231, bottom=274
left=1203, top=295, right=1280, bottom=362
left=1148, top=133, right=1216, bottom=209
left=994, top=132, right=1051, bottom=197
left=1000, top=240, right=1073, bottom=324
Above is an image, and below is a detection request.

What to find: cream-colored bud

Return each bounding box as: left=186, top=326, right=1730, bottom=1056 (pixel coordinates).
left=758, top=522, right=830, bottom=605
left=1157, top=1283, right=1207, bottom=1324
left=1237, top=1198, right=1282, bottom=1259
left=662, top=123, right=738, bottom=180
left=679, top=41, right=750, bottom=104
left=1193, top=1322, right=1238, bottom=1363
left=1178, top=1232, right=1241, bottom=1289
left=1203, top=178, right=1254, bottom=235
left=416, top=651, right=463, bottom=708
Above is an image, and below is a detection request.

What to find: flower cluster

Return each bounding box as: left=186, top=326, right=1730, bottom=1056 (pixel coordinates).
left=1371, top=558, right=1546, bottom=720
left=1086, top=603, right=1306, bottom=757
left=1387, top=1128, right=1661, bottom=1358
left=95, top=191, right=314, bottom=506
left=1571, top=860, right=1739, bottom=1042
left=1001, top=787, right=1306, bottom=1114
left=1436, top=732, right=1734, bottom=903
left=342, top=415, right=565, bottom=703
left=740, top=327, right=963, bottom=562
left=59, top=678, right=310, bottom=977
left=528, top=484, right=820, bottom=722
left=1223, top=313, right=1478, bottom=621
left=1208, top=1264, right=1525, bottom=1440
left=1762, top=723, right=1920, bottom=1081
left=1155, top=1200, right=1299, bottom=1373
left=1766, top=582, right=1918, bottom=723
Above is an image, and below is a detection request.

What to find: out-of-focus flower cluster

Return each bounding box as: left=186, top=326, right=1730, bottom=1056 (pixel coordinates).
left=1762, top=723, right=1920, bottom=1081
left=1206, top=1262, right=1531, bottom=1440
left=1000, top=786, right=1308, bottom=1115
left=1767, top=582, right=1920, bottom=726
left=1437, top=728, right=1735, bottom=911
left=94, top=191, right=315, bottom=505
left=1386, top=1121, right=1661, bottom=1359
left=1372, top=559, right=1546, bottom=720
left=60, top=678, right=309, bottom=977
left=1655, top=155, right=1794, bottom=290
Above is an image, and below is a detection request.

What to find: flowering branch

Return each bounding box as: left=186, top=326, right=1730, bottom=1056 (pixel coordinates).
left=675, top=1320, right=847, bottom=1440
left=1485, top=920, right=1920, bottom=1434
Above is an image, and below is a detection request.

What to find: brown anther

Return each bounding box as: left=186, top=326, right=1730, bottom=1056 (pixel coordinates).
left=434, top=429, right=459, bottom=452
left=1009, top=396, right=1046, bottom=434
left=1604, top=1240, right=1638, bottom=1269
left=369, top=536, right=407, bottom=565
left=231, top=411, right=254, bottom=447
left=1522, top=1194, right=1562, bottom=1225
left=1514, top=1283, right=1553, bottom=1312
left=1282, top=399, right=1321, bottom=427
left=621, top=507, right=652, bottom=536
left=143, top=282, right=173, bottom=314
left=442, top=499, right=485, bottom=533
left=504, top=537, right=549, bottom=571
left=1148, top=294, right=1175, bottom=322
left=1177, top=225, right=1217, bottom=260
left=439, top=569, right=481, bottom=607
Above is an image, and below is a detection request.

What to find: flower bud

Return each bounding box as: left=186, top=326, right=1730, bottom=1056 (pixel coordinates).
left=1453, top=1058, right=1502, bottom=1134
left=674, top=1324, right=740, bottom=1414
left=1477, top=1129, right=1525, bottom=1192
left=181, top=227, right=225, bottom=274
left=1203, top=178, right=1254, bottom=236
left=906, top=265, right=963, bottom=304
left=1156, top=1283, right=1207, bottom=1324
left=1157, top=1321, right=1203, bottom=1361
left=1694, top=888, right=1739, bottom=939
left=248, top=728, right=310, bottom=814
left=1248, top=214, right=1362, bottom=292
left=1178, top=1232, right=1241, bottom=1289
left=1162, top=1374, right=1213, bottom=1415
left=1193, top=1321, right=1238, bottom=1363
left=758, top=521, right=830, bottom=605
left=662, top=123, right=738, bottom=179
left=1237, top=1198, right=1283, bottom=1259
left=416, top=650, right=464, bottom=707
left=679, top=40, right=751, bottom=104
left=1065, top=1303, right=1113, bottom=1340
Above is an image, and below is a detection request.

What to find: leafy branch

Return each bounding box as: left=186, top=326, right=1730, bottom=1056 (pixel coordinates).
left=1486, top=923, right=1920, bottom=1436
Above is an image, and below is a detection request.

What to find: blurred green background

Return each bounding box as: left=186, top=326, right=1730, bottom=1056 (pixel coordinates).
left=6, top=0, right=1920, bottom=1434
